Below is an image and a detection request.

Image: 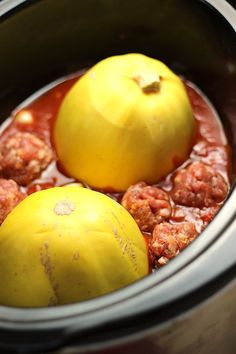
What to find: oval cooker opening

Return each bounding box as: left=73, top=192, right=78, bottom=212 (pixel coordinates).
left=0, top=0, right=235, bottom=352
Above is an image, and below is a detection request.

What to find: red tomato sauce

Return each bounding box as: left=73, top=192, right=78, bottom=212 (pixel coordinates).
left=0, top=72, right=231, bottom=269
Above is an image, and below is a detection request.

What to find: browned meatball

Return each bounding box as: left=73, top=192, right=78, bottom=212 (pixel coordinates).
left=150, top=222, right=197, bottom=267
left=172, top=204, right=220, bottom=233
left=171, top=161, right=228, bottom=208
left=121, top=182, right=171, bottom=233
left=0, top=132, right=53, bottom=186
left=0, top=179, right=25, bottom=224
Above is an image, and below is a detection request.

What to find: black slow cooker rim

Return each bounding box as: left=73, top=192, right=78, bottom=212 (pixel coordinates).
left=0, top=0, right=235, bottom=333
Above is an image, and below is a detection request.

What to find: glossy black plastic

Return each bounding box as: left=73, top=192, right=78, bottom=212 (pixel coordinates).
left=0, top=1, right=235, bottom=353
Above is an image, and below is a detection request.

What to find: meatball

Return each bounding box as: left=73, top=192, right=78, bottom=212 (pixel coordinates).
left=150, top=222, right=197, bottom=267
left=172, top=205, right=220, bottom=233
left=171, top=161, right=228, bottom=208
left=0, top=179, right=25, bottom=224
left=121, top=182, right=171, bottom=232
left=0, top=132, right=53, bottom=186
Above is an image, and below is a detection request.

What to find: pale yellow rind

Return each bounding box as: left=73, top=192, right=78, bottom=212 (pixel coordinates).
left=54, top=53, right=195, bottom=191
left=0, top=187, right=148, bottom=307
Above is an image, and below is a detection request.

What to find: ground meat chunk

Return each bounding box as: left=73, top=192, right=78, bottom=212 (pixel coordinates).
left=0, top=179, right=25, bottom=224
left=0, top=132, right=53, bottom=186
left=171, top=205, right=220, bottom=233
left=171, top=161, right=228, bottom=208
left=150, top=222, right=197, bottom=267
left=121, top=182, right=171, bottom=232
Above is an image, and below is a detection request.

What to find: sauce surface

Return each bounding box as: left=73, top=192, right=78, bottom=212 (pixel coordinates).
left=0, top=72, right=231, bottom=269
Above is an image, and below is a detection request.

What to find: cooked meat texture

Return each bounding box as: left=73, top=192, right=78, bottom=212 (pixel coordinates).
left=172, top=204, right=220, bottom=233
left=121, top=182, right=171, bottom=232
left=150, top=222, right=197, bottom=266
left=0, top=132, right=53, bottom=186
left=0, top=178, right=25, bottom=224
left=171, top=161, right=228, bottom=208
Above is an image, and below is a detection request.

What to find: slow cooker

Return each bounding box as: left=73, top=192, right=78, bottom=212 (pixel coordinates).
left=0, top=0, right=236, bottom=353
